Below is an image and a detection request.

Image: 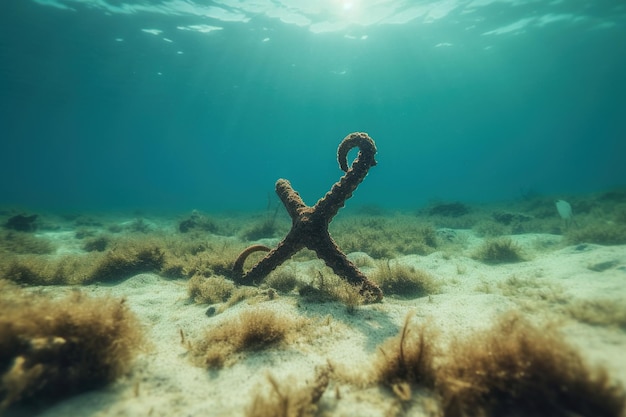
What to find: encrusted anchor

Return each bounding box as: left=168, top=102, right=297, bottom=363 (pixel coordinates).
left=232, top=132, right=383, bottom=303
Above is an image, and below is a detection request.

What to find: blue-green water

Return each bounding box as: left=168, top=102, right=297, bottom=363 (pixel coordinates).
left=1, top=0, right=625, bottom=213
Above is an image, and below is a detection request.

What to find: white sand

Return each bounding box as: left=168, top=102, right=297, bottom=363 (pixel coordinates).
left=9, top=234, right=626, bottom=417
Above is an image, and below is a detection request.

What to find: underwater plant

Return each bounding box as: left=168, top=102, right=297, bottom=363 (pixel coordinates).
left=187, top=274, right=263, bottom=316
left=472, top=237, right=525, bottom=264
left=159, top=234, right=246, bottom=278
left=492, top=275, right=569, bottom=314
left=0, top=253, right=92, bottom=285
left=265, top=264, right=299, bottom=293
left=72, top=215, right=103, bottom=228
left=492, top=210, right=534, bottom=226
left=3, top=214, right=38, bottom=232
left=0, top=230, right=54, bottom=255
left=330, top=309, right=625, bottom=416
left=239, top=204, right=287, bottom=241
left=614, top=205, right=626, bottom=224
left=437, top=312, right=626, bottom=417
left=222, top=286, right=263, bottom=309
left=246, top=366, right=330, bottom=417
left=81, top=235, right=110, bottom=252
left=472, top=220, right=507, bottom=238
left=74, top=227, right=98, bottom=239
left=0, top=282, right=144, bottom=410
left=0, top=237, right=167, bottom=285
left=191, top=308, right=298, bottom=369
left=329, top=312, right=439, bottom=408
left=370, top=260, right=440, bottom=298
left=333, top=218, right=438, bottom=258
left=565, top=222, right=626, bottom=245
left=125, top=218, right=154, bottom=234
left=88, top=238, right=165, bottom=282
left=297, top=269, right=364, bottom=314
left=334, top=225, right=395, bottom=259
left=368, top=313, right=438, bottom=401
left=428, top=202, right=470, bottom=218
left=178, top=210, right=220, bottom=234
left=187, top=274, right=236, bottom=304
left=566, top=298, right=626, bottom=329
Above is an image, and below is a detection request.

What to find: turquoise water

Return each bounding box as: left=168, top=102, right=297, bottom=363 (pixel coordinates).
left=1, top=0, right=625, bottom=213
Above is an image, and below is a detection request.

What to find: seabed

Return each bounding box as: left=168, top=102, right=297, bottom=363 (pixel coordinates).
left=1, top=190, right=626, bottom=417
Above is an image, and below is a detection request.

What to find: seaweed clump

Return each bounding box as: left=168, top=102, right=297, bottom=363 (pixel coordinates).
left=566, top=298, right=626, bottom=330
left=1, top=238, right=165, bottom=285
left=472, top=237, right=525, bottom=264
left=178, top=210, right=219, bottom=234
left=265, top=266, right=299, bottom=293
left=187, top=274, right=262, bottom=315
left=565, top=223, right=626, bottom=245
left=188, top=274, right=236, bottom=304
left=437, top=313, right=626, bottom=417
left=0, top=281, right=144, bottom=411
left=334, top=219, right=438, bottom=258
left=240, top=206, right=284, bottom=241
left=81, top=235, right=110, bottom=252
left=4, top=214, right=38, bottom=232
left=89, top=239, right=165, bottom=281
left=368, top=313, right=438, bottom=401
left=246, top=366, right=330, bottom=417
left=334, top=311, right=625, bottom=417
left=370, top=261, right=440, bottom=298
left=0, top=231, right=54, bottom=255
left=297, top=269, right=364, bottom=314
left=191, top=308, right=298, bottom=369
left=428, top=202, right=469, bottom=218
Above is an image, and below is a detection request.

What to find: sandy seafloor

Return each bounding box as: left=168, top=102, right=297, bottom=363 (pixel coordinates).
left=3, top=213, right=626, bottom=417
